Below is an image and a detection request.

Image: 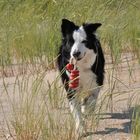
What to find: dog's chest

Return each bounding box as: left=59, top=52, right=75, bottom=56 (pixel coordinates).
left=76, top=52, right=97, bottom=91
left=78, top=68, right=97, bottom=91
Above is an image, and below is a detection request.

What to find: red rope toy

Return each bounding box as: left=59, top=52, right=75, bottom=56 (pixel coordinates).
left=66, top=60, right=79, bottom=89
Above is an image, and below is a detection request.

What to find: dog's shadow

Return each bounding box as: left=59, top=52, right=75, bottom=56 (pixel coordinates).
left=84, top=106, right=140, bottom=137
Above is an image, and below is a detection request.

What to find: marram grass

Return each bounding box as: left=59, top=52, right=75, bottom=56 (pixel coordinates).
left=0, top=0, right=139, bottom=65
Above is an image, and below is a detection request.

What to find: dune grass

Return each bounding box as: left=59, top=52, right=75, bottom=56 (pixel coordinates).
left=0, top=0, right=140, bottom=140
left=0, top=0, right=139, bottom=65
left=1, top=59, right=139, bottom=140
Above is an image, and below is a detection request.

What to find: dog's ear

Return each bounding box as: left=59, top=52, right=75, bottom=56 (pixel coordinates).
left=83, top=23, right=102, bottom=34
left=61, top=19, right=77, bottom=37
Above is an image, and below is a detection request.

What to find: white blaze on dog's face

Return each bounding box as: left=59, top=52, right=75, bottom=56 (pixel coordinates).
left=71, top=26, right=87, bottom=60
left=61, top=19, right=102, bottom=64
left=70, top=26, right=98, bottom=69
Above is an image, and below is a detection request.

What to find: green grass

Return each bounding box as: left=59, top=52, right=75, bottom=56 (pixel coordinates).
left=132, top=106, right=140, bottom=140
left=0, top=0, right=139, bottom=65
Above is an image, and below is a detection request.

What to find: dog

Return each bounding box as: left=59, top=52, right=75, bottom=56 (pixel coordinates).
left=57, top=19, right=105, bottom=137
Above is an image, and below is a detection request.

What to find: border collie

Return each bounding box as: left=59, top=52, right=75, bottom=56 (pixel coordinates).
left=57, top=19, right=105, bottom=137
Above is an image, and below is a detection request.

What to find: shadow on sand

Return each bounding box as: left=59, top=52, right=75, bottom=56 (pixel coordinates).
left=92, top=106, right=140, bottom=135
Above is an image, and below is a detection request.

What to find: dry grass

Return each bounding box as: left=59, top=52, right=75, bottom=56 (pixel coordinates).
left=0, top=53, right=139, bottom=140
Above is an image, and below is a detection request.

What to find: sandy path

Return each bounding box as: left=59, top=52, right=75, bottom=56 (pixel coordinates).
left=0, top=54, right=139, bottom=140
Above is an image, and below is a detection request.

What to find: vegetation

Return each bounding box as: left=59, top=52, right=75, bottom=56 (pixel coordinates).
left=0, top=0, right=139, bottom=65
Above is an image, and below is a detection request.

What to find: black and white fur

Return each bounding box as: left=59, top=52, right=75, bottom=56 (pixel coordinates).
left=57, top=19, right=105, bottom=137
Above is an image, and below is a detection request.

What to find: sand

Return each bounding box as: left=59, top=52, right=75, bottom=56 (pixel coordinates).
left=0, top=53, right=140, bottom=140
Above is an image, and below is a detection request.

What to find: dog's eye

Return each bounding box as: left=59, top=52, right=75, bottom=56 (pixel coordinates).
left=82, top=40, right=87, bottom=44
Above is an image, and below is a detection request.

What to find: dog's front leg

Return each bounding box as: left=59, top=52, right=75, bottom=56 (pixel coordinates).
left=69, top=97, right=85, bottom=137
left=81, top=88, right=100, bottom=115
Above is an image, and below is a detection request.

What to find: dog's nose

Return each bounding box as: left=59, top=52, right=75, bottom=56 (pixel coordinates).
left=73, top=51, right=81, bottom=58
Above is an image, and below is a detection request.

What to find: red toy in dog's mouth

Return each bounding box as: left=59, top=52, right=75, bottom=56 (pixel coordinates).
left=66, top=58, right=79, bottom=89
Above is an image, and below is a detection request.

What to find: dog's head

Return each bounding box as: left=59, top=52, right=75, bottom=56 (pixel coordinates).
left=61, top=19, right=101, bottom=61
